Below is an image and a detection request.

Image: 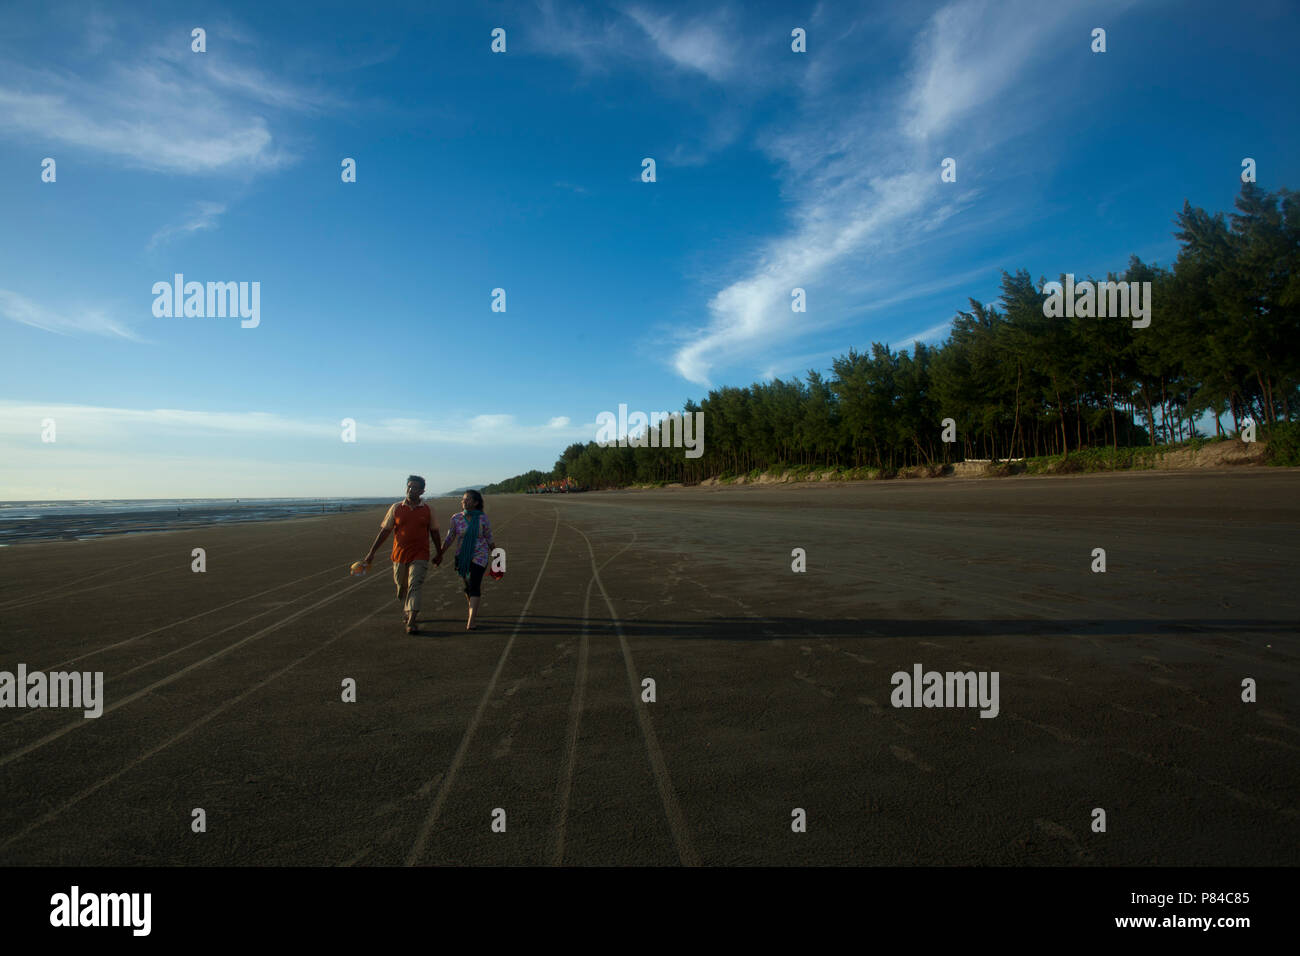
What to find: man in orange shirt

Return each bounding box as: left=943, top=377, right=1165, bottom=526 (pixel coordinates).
left=362, top=475, right=444, bottom=634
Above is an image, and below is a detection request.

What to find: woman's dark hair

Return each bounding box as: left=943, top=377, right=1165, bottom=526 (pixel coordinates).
left=465, top=489, right=484, bottom=510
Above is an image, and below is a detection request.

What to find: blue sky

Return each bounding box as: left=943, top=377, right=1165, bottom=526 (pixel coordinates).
left=1, top=0, right=1297, bottom=498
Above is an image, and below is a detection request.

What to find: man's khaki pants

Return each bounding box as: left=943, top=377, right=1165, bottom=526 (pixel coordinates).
left=393, top=560, right=430, bottom=619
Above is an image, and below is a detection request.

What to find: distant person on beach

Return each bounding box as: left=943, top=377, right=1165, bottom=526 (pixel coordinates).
left=361, top=475, right=443, bottom=634
left=436, top=490, right=494, bottom=631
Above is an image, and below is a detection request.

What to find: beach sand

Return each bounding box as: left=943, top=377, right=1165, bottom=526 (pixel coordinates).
left=0, top=473, right=1296, bottom=865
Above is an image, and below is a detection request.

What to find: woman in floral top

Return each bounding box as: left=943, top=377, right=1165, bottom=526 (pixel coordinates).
left=438, top=490, right=494, bottom=630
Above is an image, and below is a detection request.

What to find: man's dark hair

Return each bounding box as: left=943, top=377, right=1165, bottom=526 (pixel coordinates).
left=407, top=475, right=426, bottom=493
left=465, top=489, right=484, bottom=509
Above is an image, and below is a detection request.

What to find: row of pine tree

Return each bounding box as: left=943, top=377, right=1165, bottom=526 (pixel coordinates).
left=486, top=185, right=1299, bottom=493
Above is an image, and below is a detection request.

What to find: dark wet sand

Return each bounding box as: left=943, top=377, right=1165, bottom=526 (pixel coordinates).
left=0, top=470, right=1297, bottom=866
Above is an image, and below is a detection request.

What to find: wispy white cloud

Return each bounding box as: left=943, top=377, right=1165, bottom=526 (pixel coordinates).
left=758, top=348, right=847, bottom=382
left=0, top=67, right=288, bottom=174
left=670, top=0, right=1125, bottom=387
left=148, top=201, right=227, bottom=249
left=0, top=402, right=594, bottom=448
left=0, top=290, right=143, bottom=341
left=469, top=414, right=516, bottom=431
left=894, top=319, right=956, bottom=352
left=150, top=43, right=345, bottom=114
left=674, top=169, right=934, bottom=385
left=200, top=60, right=334, bottom=112
left=531, top=2, right=758, bottom=168
left=531, top=0, right=632, bottom=73
left=901, top=0, right=1079, bottom=143
left=623, top=5, right=738, bottom=82
left=665, top=108, right=745, bottom=166
left=0, top=20, right=341, bottom=175
left=533, top=1, right=743, bottom=83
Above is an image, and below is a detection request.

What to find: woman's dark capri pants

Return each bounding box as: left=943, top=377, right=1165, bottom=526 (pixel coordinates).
left=463, top=562, right=487, bottom=597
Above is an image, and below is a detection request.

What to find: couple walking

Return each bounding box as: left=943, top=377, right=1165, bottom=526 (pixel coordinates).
left=361, top=475, right=494, bottom=634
